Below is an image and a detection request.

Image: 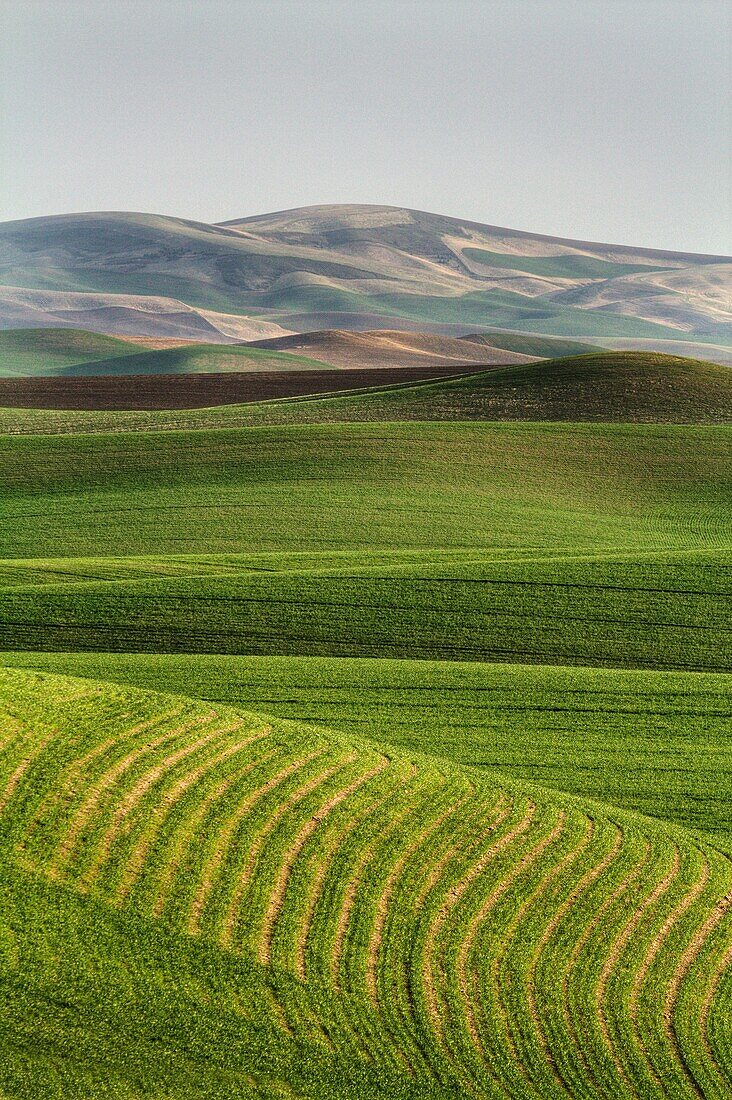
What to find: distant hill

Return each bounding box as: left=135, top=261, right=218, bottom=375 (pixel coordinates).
left=246, top=328, right=535, bottom=369
left=0, top=285, right=290, bottom=343
left=1, top=205, right=729, bottom=344
left=0, top=328, right=331, bottom=378
left=461, top=332, right=601, bottom=358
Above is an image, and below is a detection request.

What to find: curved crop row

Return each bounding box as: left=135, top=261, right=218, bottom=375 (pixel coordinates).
left=0, top=668, right=729, bottom=1099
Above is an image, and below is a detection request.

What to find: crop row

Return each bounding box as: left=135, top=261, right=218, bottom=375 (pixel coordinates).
left=0, top=668, right=729, bottom=1098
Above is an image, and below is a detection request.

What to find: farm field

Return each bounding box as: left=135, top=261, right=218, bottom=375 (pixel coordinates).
left=0, top=350, right=728, bottom=431
left=0, top=363, right=505, bottom=413
left=3, top=651, right=731, bottom=850
left=0, top=367, right=730, bottom=1096
left=0, top=666, right=730, bottom=1100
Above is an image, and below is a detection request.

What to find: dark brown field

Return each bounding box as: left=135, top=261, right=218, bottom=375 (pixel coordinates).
left=0, top=363, right=499, bottom=410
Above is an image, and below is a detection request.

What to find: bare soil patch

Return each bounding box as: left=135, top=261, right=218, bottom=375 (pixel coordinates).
left=0, top=364, right=497, bottom=411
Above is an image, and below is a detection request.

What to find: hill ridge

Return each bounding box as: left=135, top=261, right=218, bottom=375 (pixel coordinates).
left=2, top=204, right=729, bottom=343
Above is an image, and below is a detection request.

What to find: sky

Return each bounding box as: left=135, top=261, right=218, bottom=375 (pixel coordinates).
left=1, top=0, right=730, bottom=253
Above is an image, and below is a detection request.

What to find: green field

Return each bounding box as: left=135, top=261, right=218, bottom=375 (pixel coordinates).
left=3, top=652, right=730, bottom=850
left=462, top=332, right=603, bottom=358
left=0, top=667, right=730, bottom=1099
left=0, top=351, right=730, bottom=1096
left=0, top=327, right=142, bottom=376
left=0, top=328, right=328, bottom=377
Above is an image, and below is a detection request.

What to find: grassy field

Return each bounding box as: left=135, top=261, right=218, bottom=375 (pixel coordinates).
left=0, top=327, right=143, bottom=376
left=462, top=332, right=603, bottom=358
left=0, top=421, right=729, bottom=679
left=0, top=358, right=730, bottom=1095
left=0, top=328, right=329, bottom=377
left=0, top=667, right=729, bottom=1099
left=3, top=651, right=730, bottom=850
left=2, top=351, right=728, bottom=433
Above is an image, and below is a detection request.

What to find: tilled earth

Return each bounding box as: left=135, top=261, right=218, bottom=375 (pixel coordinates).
left=0, top=363, right=496, bottom=410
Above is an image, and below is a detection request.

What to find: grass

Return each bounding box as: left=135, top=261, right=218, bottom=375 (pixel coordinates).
left=0, top=328, right=329, bottom=378
left=2, top=420, right=729, bottom=553
left=0, top=666, right=729, bottom=1098
left=258, top=351, right=732, bottom=424
left=0, top=328, right=140, bottom=377
left=0, top=548, right=728, bottom=672
left=462, top=248, right=670, bottom=281
left=465, top=332, right=603, bottom=358
left=0, top=358, right=730, bottom=1096
left=3, top=350, right=727, bottom=433
left=2, top=650, right=730, bottom=849
left=0, top=421, right=728, bottom=681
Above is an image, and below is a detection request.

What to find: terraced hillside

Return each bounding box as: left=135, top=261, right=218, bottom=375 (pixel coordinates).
left=0, top=668, right=729, bottom=1099
left=4, top=651, right=731, bottom=851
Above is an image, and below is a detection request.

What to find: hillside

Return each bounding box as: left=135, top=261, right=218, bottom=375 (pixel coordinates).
left=0, top=365, right=495, bottom=412
left=1, top=421, right=729, bottom=675
left=461, top=331, right=601, bottom=358
left=248, top=352, right=732, bottom=425
left=0, top=284, right=291, bottom=343
left=1, top=402, right=730, bottom=1096
left=246, top=328, right=535, bottom=368
left=0, top=328, right=332, bottom=378
left=0, top=667, right=729, bottom=1098
left=0, top=327, right=144, bottom=376
left=5, top=651, right=731, bottom=849
left=0, top=325, right=529, bottom=380
left=2, top=351, right=728, bottom=430
left=1, top=205, right=729, bottom=344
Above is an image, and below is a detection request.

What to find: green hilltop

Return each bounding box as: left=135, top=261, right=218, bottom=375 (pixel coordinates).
left=266, top=351, right=732, bottom=424
left=2, top=350, right=730, bottom=433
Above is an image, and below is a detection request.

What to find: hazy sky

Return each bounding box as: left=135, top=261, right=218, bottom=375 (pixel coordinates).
left=2, top=0, right=730, bottom=253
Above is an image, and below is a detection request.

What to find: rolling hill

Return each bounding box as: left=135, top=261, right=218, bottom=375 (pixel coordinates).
left=245, top=329, right=536, bottom=368
left=0, top=328, right=335, bottom=378
left=461, top=331, right=602, bottom=358
left=1, top=208, right=730, bottom=1098
left=1, top=205, right=729, bottom=345
left=242, top=352, right=732, bottom=425
left=1, top=361, right=730, bottom=1096
left=0, top=326, right=535, bottom=379
left=0, top=284, right=291, bottom=343
left=2, top=350, right=726, bottom=431
left=0, top=666, right=729, bottom=1098
left=1, top=420, right=729, bottom=674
